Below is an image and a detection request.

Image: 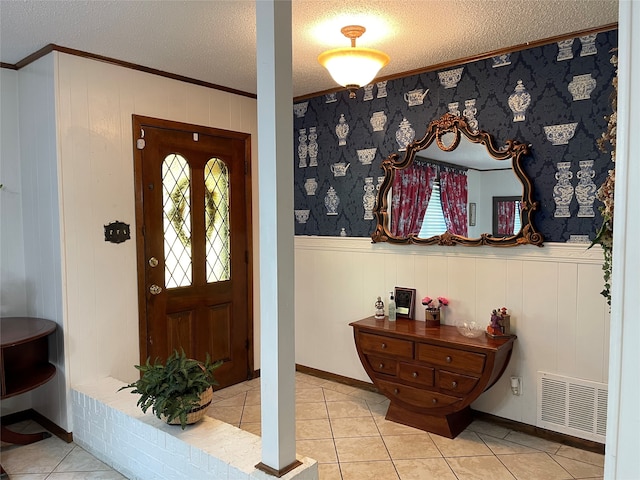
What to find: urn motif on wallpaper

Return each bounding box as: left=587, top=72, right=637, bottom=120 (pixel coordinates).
left=297, top=129, right=307, bottom=168
left=557, top=39, right=575, bottom=61
left=463, top=99, right=478, bottom=132
left=447, top=102, right=460, bottom=117
left=575, top=160, right=597, bottom=217
left=376, top=81, right=388, bottom=98
left=324, top=186, right=340, bottom=216
left=304, top=178, right=318, bottom=196
left=370, top=111, right=387, bottom=132
left=553, top=162, right=574, bottom=218
left=579, top=34, right=598, bottom=56
left=363, top=84, right=374, bottom=101
left=396, top=118, right=415, bottom=151
left=307, top=126, right=318, bottom=166
left=508, top=80, right=531, bottom=122
left=335, top=114, right=349, bottom=146
left=568, top=74, right=597, bottom=101
left=363, top=177, right=376, bottom=220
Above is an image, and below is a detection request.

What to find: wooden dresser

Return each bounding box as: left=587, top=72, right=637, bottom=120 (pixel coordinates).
left=350, top=316, right=515, bottom=438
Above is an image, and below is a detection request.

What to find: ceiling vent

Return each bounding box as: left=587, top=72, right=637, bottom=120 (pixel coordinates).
left=537, top=371, right=607, bottom=443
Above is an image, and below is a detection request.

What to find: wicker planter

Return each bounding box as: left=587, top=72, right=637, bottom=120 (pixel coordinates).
left=163, top=386, right=213, bottom=426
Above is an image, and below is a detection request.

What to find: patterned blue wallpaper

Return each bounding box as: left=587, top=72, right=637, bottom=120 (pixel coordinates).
left=293, top=29, right=617, bottom=243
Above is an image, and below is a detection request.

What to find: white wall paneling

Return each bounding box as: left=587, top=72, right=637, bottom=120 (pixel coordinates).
left=0, top=69, right=30, bottom=416
left=294, top=237, right=609, bottom=429
left=54, top=52, right=260, bottom=396
left=14, top=55, right=68, bottom=428
left=0, top=69, right=27, bottom=318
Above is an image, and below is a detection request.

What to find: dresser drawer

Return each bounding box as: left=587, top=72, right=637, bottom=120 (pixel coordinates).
left=359, top=332, right=413, bottom=359
left=437, top=370, right=479, bottom=395
left=417, top=344, right=486, bottom=374
left=398, top=362, right=434, bottom=387
left=377, top=379, right=460, bottom=410
left=367, top=355, right=398, bottom=376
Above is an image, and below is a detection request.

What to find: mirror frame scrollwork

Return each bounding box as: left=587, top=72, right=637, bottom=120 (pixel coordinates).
left=371, top=113, right=544, bottom=247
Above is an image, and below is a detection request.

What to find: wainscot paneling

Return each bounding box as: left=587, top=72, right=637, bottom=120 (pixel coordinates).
left=294, top=237, right=609, bottom=429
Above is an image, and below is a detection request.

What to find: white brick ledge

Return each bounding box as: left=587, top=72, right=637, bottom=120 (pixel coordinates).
left=72, top=377, right=317, bottom=480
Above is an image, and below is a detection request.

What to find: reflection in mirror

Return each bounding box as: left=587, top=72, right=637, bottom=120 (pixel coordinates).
left=493, top=196, right=522, bottom=237
left=372, top=113, right=543, bottom=246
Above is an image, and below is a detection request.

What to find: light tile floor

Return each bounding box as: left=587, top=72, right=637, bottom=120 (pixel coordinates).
left=0, top=372, right=605, bottom=480
left=209, top=372, right=605, bottom=480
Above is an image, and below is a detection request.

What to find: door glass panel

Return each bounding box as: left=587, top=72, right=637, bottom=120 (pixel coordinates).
left=205, top=158, right=231, bottom=282
left=162, top=154, right=192, bottom=288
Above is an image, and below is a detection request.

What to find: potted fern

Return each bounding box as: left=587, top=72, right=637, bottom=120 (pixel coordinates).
left=120, top=350, right=222, bottom=429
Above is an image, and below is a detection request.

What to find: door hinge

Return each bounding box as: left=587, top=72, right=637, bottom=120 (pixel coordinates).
left=245, top=250, right=249, bottom=264
left=244, top=160, right=248, bottom=175
left=246, top=339, right=250, bottom=350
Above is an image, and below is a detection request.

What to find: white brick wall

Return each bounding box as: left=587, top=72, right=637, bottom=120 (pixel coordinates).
left=72, top=378, right=318, bottom=480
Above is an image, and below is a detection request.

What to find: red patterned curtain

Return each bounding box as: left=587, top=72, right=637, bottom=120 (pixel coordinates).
left=497, top=200, right=516, bottom=235
left=440, top=168, right=468, bottom=237
left=391, top=163, right=437, bottom=237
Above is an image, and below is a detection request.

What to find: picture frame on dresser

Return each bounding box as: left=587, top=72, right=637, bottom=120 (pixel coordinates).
left=394, top=287, right=416, bottom=319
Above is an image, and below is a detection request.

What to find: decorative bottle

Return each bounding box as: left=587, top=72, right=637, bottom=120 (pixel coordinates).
left=388, top=292, right=397, bottom=322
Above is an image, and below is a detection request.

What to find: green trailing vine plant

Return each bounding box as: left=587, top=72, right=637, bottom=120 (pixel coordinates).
left=590, top=50, right=617, bottom=306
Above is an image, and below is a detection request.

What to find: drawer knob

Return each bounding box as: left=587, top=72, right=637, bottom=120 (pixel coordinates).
left=432, top=398, right=438, bottom=404
left=446, top=356, right=452, bottom=363
left=452, top=381, right=458, bottom=388
left=379, top=363, right=384, bottom=369
left=393, top=388, right=399, bottom=395
left=412, top=372, right=418, bottom=378
left=381, top=343, right=387, bottom=349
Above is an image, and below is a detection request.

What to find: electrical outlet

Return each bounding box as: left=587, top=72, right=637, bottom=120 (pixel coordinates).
left=510, top=376, right=522, bottom=396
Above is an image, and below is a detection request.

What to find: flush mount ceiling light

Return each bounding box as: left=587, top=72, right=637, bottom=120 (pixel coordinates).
left=318, top=25, right=390, bottom=99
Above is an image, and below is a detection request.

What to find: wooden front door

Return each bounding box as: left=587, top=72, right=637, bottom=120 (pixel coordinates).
left=133, top=115, right=252, bottom=389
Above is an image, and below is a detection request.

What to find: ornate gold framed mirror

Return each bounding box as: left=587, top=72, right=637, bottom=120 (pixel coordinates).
left=371, top=113, right=544, bottom=246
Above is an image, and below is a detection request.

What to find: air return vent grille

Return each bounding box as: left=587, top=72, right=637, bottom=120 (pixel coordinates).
left=537, top=372, right=607, bottom=443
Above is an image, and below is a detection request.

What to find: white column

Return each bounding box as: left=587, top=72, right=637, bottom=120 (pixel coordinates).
left=604, top=1, right=640, bottom=478
left=255, top=0, right=298, bottom=475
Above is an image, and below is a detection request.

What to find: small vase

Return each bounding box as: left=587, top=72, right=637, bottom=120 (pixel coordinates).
left=425, top=308, right=441, bottom=327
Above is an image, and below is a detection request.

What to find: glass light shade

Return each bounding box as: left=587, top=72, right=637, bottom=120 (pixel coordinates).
left=318, top=47, right=390, bottom=89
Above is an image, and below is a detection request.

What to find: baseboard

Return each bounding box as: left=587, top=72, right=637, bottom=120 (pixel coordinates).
left=472, top=411, right=605, bottom=455
left=1, top=409, right=73, bottom=444
left=295, top=364, right=377, bottom=392
left=294, top=365, right=605, bottom=455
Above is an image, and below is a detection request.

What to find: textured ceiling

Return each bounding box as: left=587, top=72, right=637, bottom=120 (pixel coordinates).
left=0, top=0, right=618, bottom=98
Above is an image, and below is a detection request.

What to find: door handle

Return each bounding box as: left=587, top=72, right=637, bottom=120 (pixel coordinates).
left=148, top=256, right=159, bottom=267
left=149, top=284, right=162, bottom=295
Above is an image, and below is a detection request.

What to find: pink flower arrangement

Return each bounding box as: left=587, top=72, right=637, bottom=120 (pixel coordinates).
left=422, top=296, right=449, bottom=309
